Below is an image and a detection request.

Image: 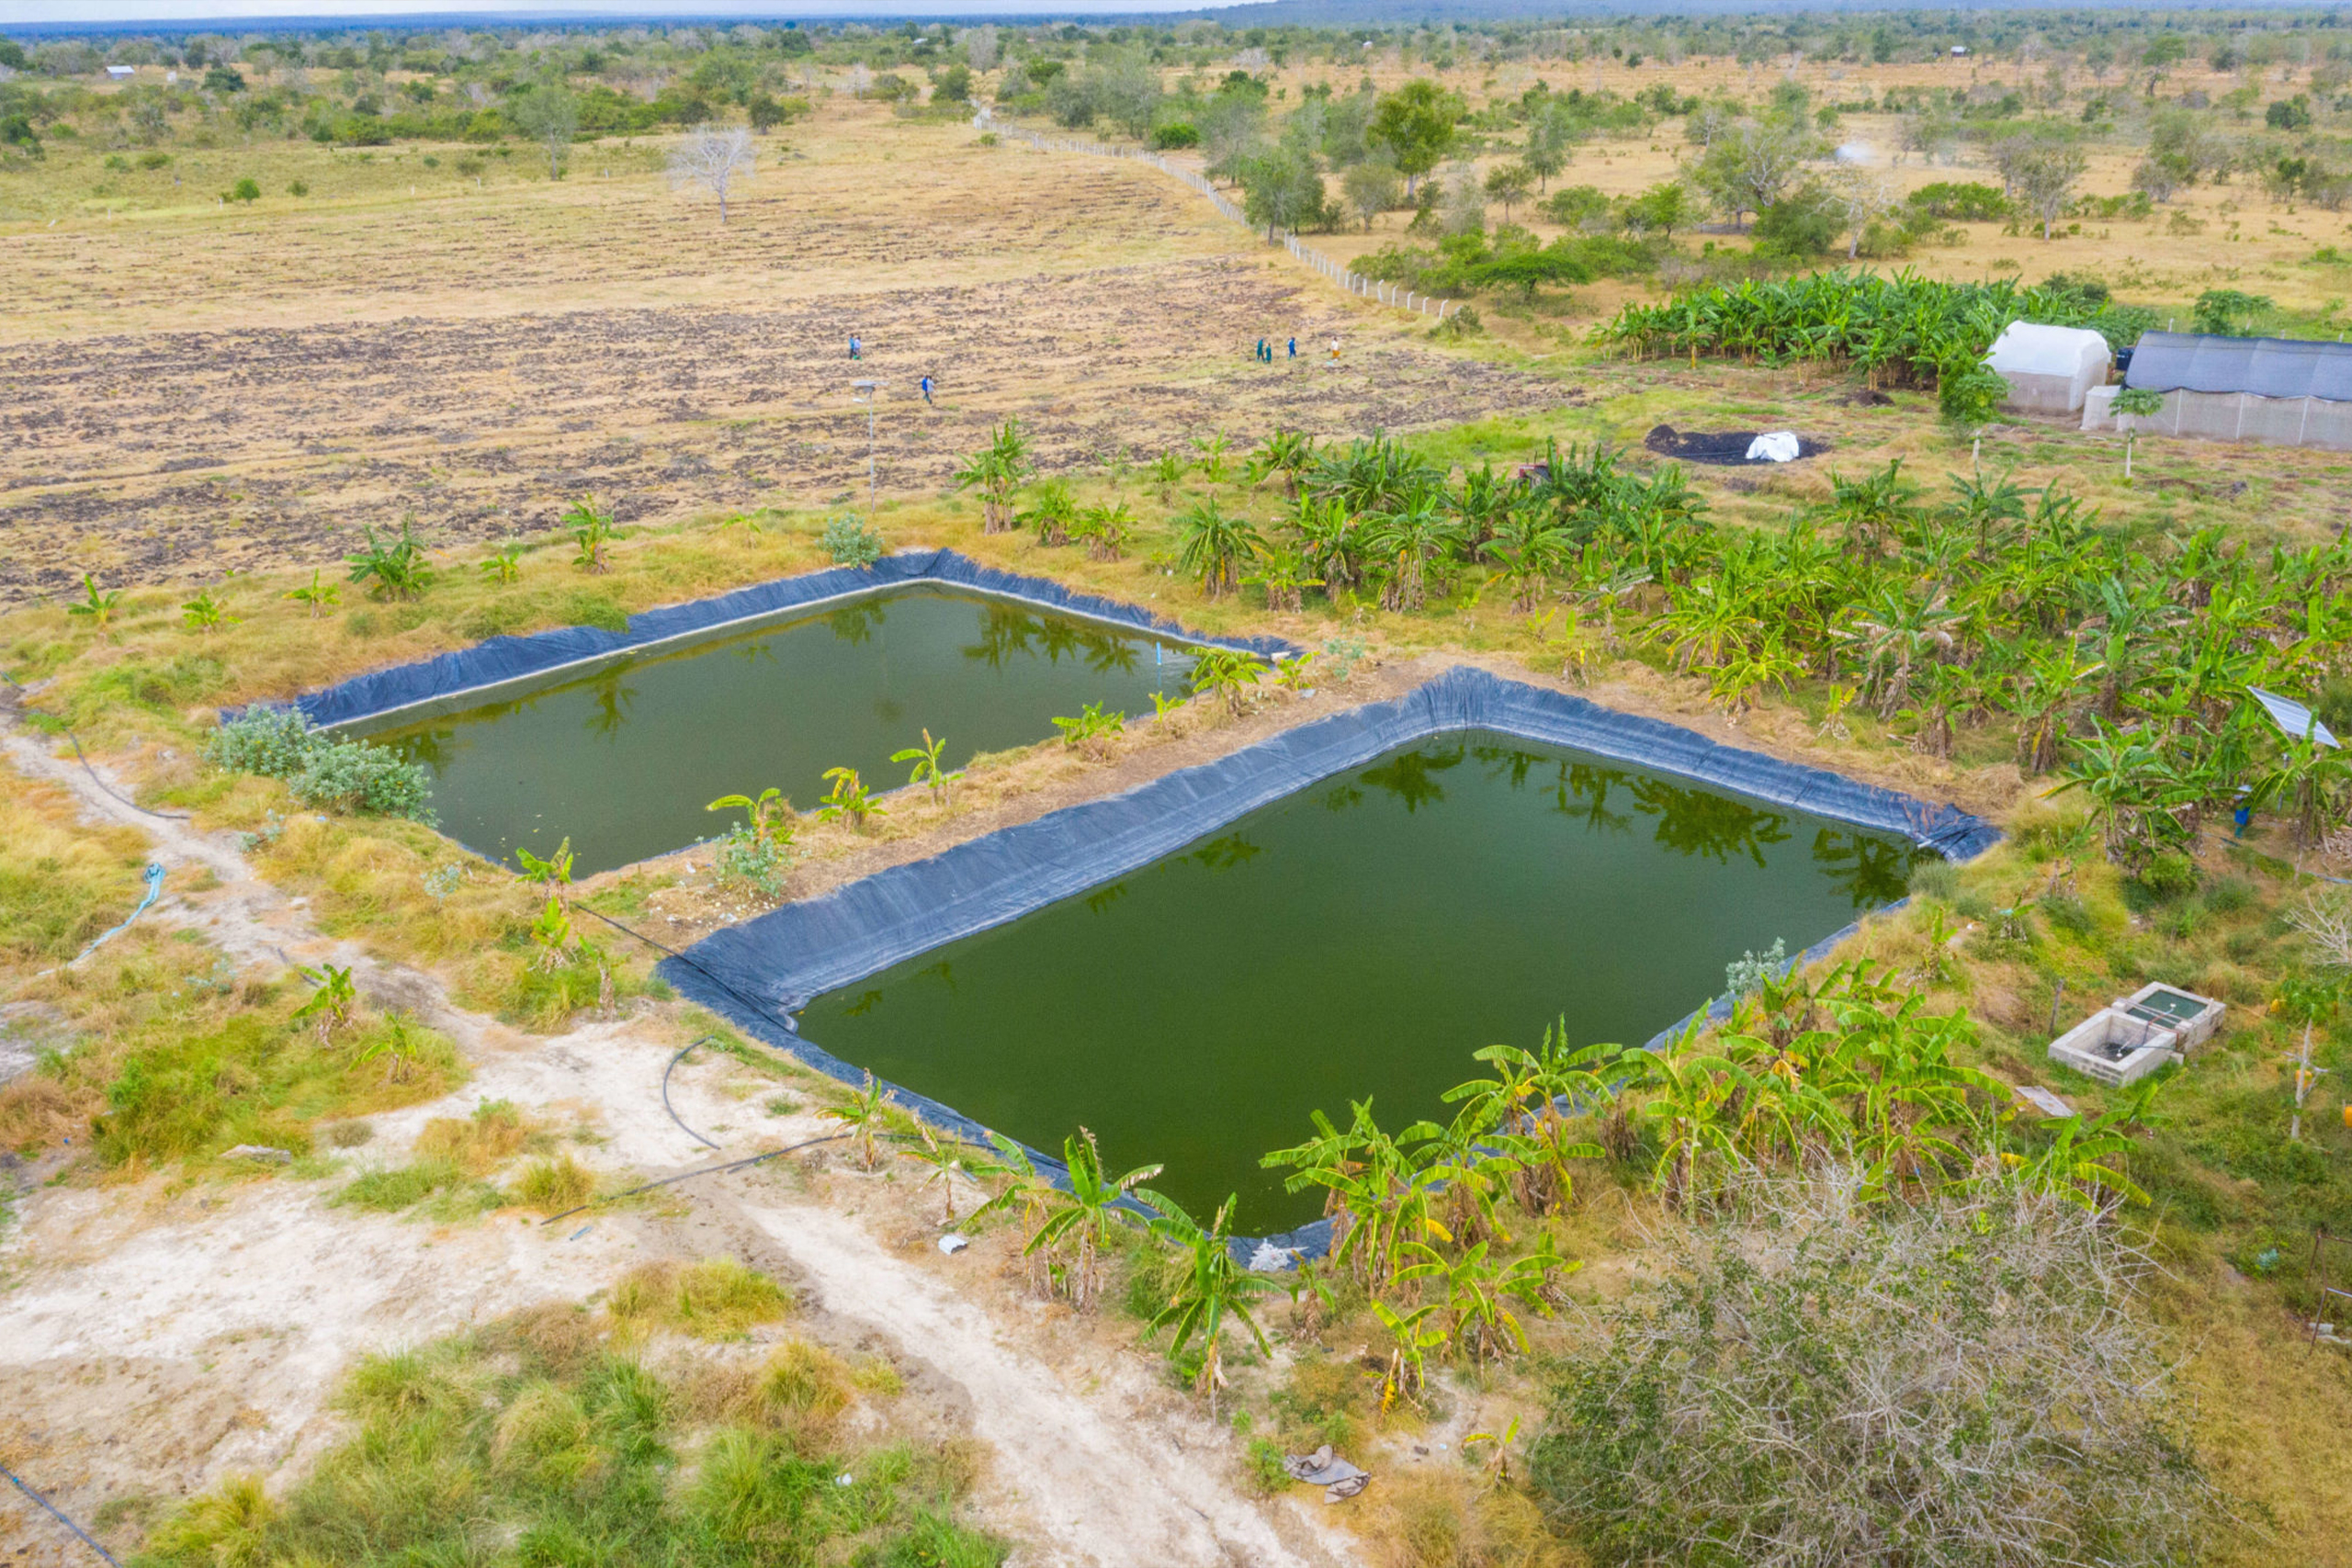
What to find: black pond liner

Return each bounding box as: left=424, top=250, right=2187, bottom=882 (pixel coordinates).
left=661, top=664, right=1997, bottom=1265
left=1645, top=424, right=1831, bottom=465
left=258, top=548, right=1298, bottom=729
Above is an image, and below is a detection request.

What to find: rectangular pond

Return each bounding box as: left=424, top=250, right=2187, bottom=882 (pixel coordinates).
left=793, top=728, right=1929, bottom=1233
left=354, top=587, right=1193, bottom=876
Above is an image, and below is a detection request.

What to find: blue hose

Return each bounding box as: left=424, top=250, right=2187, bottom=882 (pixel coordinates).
left=1, top=1463, right=121, bottom=1565
left=72, top=863, right=164, bottom=966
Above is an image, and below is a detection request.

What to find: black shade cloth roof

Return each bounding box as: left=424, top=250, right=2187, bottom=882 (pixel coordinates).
left=2122, top=330, right=2352, bottom=401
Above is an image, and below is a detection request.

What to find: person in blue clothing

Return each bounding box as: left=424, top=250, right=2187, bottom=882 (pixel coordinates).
left=919, top=374, right=934, bottom=405
left=1254, top=337, right=1267, bottom=362
left=849, top=334, right=863, bottom=360
left=1287, top=336, right=1297, bottom=358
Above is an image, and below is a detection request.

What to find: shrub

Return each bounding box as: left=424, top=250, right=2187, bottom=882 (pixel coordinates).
left=712, top=823, right=790, bottom=898
left=203, top=709, right=435, bottom=822
left=1149, top=120, right=1199, bottom=149
left=821, top=513, right=885, bottom=568
left=1531, top=1167, right=2218, bottom=1566
left=225, top=176, right=261, bottom=203
left=1751, top=185, right=1841, bottom=258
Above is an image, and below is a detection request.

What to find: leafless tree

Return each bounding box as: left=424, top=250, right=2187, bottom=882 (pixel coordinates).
left=667, top=125, right=757, bottom=224
left=2000, top=138, right=2089, bottom=239
left=1533, top=1165, right=2225, bottom=1566
left=1826, top=166, right=1901, bottom=258
left=2291, top=889, right=2352, bottom=969
left=963, top=24, right=999, bottom=73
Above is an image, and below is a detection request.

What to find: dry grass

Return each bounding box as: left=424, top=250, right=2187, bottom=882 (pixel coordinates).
left=413, top=1099, right=531, bottom=1176
left=508, top=1152, right=594, bottom=1216
left=606, top=1257, right=794, bottom=1341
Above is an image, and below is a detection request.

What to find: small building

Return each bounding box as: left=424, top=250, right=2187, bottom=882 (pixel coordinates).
left=105, top=64, right=137, bottom=79
left=1983, top=321, right=2111, bottom=415
left=2083, top=330, right=2352, bottom=451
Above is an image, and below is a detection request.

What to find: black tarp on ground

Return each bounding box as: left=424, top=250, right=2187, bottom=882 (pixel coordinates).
left=273, top=548, right=1297, bottom=729
left=1645, top=424, right=1830, bottom=464
left=659, top=664, right=1996, bottom=1260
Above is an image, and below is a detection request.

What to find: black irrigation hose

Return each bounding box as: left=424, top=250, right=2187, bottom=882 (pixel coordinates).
left=574, top=904, right=820, bottom=1069
left=536, top=1133, right=853, bottom=1226
left=2, top=1463, right=122, bottom=1567
left=0, top=665, right=191, bottom=822
left=663, top=1036, right=723, bottom=1151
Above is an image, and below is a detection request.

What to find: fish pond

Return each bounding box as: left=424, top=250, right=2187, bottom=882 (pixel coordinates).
left=796, top=730, right=1931, bottom=1234
left=357, top=587, right=1191, bottom=874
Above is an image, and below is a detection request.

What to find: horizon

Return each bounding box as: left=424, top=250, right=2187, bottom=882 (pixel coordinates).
left=0, top=0, right=2301, bottom=30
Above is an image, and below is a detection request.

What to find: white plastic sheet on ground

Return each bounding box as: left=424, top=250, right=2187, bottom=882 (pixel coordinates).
left=1746, top=431, right=1802, bottom=462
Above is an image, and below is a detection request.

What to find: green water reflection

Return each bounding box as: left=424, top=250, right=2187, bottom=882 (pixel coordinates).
left=797, top=732, right=1928, bottom=1233
left=358, top=588, right=1186, bottom=875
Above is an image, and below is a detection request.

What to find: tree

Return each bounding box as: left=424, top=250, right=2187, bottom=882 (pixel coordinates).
left=1341, top=158, right=1402, bottom=231
left=1621, top=180, right=1692, bottom=237
left=1998, top=138, right=2086, bottom=239
left=511, top=85, right=580, bottom=180
left=2192, top=288, right=2271, bottom=336
left=1690, top=118, right=1817, bottom=229
left=666, top=124, right=756, bottom=224
left=1238, top=147, right=1327, bottom=238
left=1485, top=162, right=1535, bottom=221
left=1367, top=79, right=1464, bottom=196
left=1522, top=102, right=1573, bottom=189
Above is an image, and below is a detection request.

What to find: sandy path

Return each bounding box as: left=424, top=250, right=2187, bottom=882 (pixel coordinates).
left=738, top=1198, right=1351, bottom=1568
left=0, top=724, right=1362, bottom=1568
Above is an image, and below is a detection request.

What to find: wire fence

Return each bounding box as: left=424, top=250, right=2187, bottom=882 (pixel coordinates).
left=972, top=109, right=1457, bottom=322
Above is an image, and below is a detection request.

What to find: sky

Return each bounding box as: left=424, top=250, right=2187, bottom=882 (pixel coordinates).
left=4, top=1, right=1197, bottom=21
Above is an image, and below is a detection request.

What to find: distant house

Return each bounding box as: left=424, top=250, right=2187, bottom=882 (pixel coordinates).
left=1950, top=46, right=1970, bottom=57
left=105, top=64, right=136, bottom=79
left=2083, top=330, right=2352, bottom=452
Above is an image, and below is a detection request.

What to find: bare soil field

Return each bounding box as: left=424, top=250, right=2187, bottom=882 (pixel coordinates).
left=0, top=111, right=1568, bottom=605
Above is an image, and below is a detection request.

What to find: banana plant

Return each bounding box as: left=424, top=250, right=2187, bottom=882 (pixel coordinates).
left=817, top=767, right=884, bottom=829
left=820, top=1070, right=891, bottom=1172
left=347, top=520, right=434, bottom=600
left=968, top=1132, right=1061, bottom=1298
left=514, top=837, right=575, bottom=907
left=67, top=572, right=122, bottom=629
left=1175, top=501, right=1265, bottom=599
left=1186, top=648, right=1267, bottom=716
left=890, top=730, right=962, bottom=806
left=898, top=1121, right=971, bottom=1224
left=1370, top=1299, right=1446, bottom=1414
left=479, top=542, right=525, bottom=584
left=1395, top=1238, right=1576, bottom=1369
left=291, top=963, right=358, bottom=1045
left=181, top=589, right=237, bottom=634
left=706, top=788, right=796, bottom=848
left=284, top=570, right=341, bottom=618
left=1138, top=1189, right=1279, bottom=1419
left=1027, top=1128, right=1161, bottom=1313
left=1050, top=702, right=1125, bottom=757
left=526, top=895, right=574, bottom=973
left=566, top=494, right=617, bottom=573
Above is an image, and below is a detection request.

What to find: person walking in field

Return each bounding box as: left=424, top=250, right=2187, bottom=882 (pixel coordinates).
left=1328, top=337, right=1340, bottom=365
left=919, top=374, right=934, bottom=405
left=1287, top=336, right=1297, bottom=359
left=849, top=334, right=863, bottom=361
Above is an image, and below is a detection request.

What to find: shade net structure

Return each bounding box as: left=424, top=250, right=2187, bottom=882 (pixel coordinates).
left=2103, top=331, right=2352, bottom=452
left=265, top=550, right=1298, bottom=730
left=659, top=665, right=1996, bottom=1260
left=1983, top=321, right=2112, bottom=414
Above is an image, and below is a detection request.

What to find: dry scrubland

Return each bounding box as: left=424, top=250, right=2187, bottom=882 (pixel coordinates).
left=12, top=51, right=2352, bottom=1568
left=1238, top=51, right=2352, bottom=314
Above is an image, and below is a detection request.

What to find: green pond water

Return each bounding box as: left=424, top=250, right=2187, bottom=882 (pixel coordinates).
left=357, top=587, right=1188, bottom=875
left=797, top=731, right=1929, bottom=1233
